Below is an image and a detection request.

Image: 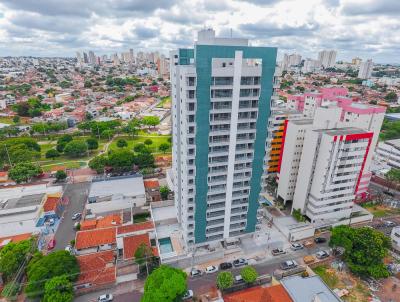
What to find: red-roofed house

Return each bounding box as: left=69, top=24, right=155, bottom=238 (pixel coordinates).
left=143, top=179, right=161, bottom=202
left=80, top=214, right=122, bottom=231
left=75, top=250, right=116, bottom=294
left=223, top=285, right=293, bottom=302
left=75, top=227, right=116, bottom=255
left=117, top=221, right=154, bottom=235
left=0, top=233, right=32, bottom=249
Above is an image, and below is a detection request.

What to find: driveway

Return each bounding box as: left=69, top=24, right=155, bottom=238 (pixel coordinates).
left=55, top=182, right=90, bottom=250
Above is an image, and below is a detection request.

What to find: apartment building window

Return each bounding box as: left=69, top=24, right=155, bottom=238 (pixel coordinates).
left=212, top=77, right=233, bottom=85
left=188, top=115, right=195, bottom=122
left=211, top=89, right=233, bottom=98
left=188, top=103, right=195, bottom=111
left=188, top=126, right=195, bottom=134
left=241, top=77, right=253, bottom=85
left=188, top=90, right=195, bottom=99
left=187, top=77, right=195, bottom=86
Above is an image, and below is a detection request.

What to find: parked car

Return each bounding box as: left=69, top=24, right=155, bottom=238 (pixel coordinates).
left=65, top=245, right=73, bottom=253
left=290, top=243, right=304, bottom=251
left=271, top=248, right=286, bottom=256
left=314, top=237, right=327, bottom=244
left=72, top=213, right=81, bottom=220
left=384, top=221, right=396, bottom=227
left=182, top=290, right=193, bottom=300
left=47, top=239, right=56, bottom=250
left=98, top=294, right=113, bottom=302
left=316, top=250, right=330, bottom=259
left=280, top=260, right=298, bottom=270
left=233, top=258, right=248, bottom=267
left=205, top=265, right=218, bottom=274
left=234, top=275, right=243, bottom=283
left=190, top=269, right=202, bottom=277
left=219, top=262, right=233, bottom=270
left=46, top=218, right=55, bottom=226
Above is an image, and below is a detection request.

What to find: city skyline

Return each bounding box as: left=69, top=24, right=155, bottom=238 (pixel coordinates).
left=0, top=0, right=399, bottom=63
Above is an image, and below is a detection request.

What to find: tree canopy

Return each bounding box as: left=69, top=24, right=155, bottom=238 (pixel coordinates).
left=46, top=149, right=60, bottom=159
left=159, top=143, right=170, bottom=153
left=141, top=116, right=160, bottom=128
left=0, top=137, right=40, bottom=167
left=117, top=139, right=128, bottom=148
left=64, top=141, right=88, bottom=158
left=43, top=275, right=74, bottom=302
left=86, top=137, right=99, bottom=150
left=216, top=271, right=234, bottom=290
left=25, top=251, right=79, bottom=298
left=329, top=225, right=391, bottom=278
left=9, top=163, right=42, bottom=183
left=141, top=265, right=187, bottom=302
left=159, top=186, right=170, bottom=200
left=240, top=266, right=258, bottom=283
left=0, top=239, right=34, bottom=282
left=55, top=170, right=67, bottom=181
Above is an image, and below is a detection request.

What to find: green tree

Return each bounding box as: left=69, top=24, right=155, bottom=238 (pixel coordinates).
left=117, top=139, right=128, bottom=148
left=240, top=266, right=258, bottom=283
left=1, top=281, right=19, bottom=299
left=55, top=170, right=67, bottom=182
left=84, top=80, right=92, bottom=88
left=25, top=251, right=79, bottom=298
left=0, top=239, right=33, bottom=281
left=159, top=186, right=170, bottom=200
left=43, top=275, right=73, bottom=302
left=124, top=118, right=140, bottom=138
left=141, top=265, right=187, bottom=302
left=134, top=143, right=147, bottom=153
left=46, top=149, right=60, bottom=159
left=12, top=116, right=20, bottom=124
left=86, top=137, right=99, bottom=150
left=57, top=134, right=73, bottom=145
left=159, top=143, right=170, bottom=153
left=329, top=225, right=391, bottom=278
left=385, top=168, right=400, bottom=184
left=216, top=271, right=234, bottom=290
left=108, top=149, right=135, bottom=172
left=141, top=116, right=160, bottom=128
left=144, top=139, right=153, bottom=146
left=134, top=243, right=153, bottom=266
left=385, top=91, right=398, bottom=102
left=101, top=129, right=115, bottom=140
left=56, top=143, right=66, bottom=153
left=9, top=163, right=42, bottom=183
left=134, top=149, right=154, bottom=168
left=64, top=141, right=88, bottom=158
left=89, top=154, right=108, bottom=173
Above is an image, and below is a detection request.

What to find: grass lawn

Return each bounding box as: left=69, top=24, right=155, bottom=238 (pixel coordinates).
left=0, top=116, right=30, bottom=124
left=156, top=96, right=171, bottom=109
left=362, top=203, right=400, bottom=217
left=41, top=161, right=83, bottom=172
left=313, top=265, right=339, bottom=288
left=109, top=135, right=171, bottom=154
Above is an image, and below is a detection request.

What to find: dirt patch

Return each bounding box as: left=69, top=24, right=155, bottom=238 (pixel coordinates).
left=375, top=277, right=400, bottom=302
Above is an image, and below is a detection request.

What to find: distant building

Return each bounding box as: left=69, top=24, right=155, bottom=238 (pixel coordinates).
left=318, top=50, right=337, bottom=68
left=352, top=57, right=362, bottom=65
left=358, top=59, right=373, bottom=79
left=391, top=226, right=400, bottom=251
left=376, top=139, right=400, bottom=169
left=282, top=53, right=302, bottom=71
left=302, top=58, right=321, bottom=73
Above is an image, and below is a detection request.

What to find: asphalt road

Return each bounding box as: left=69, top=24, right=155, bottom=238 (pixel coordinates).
left=55, top=182, right=90, bottom=250
left=74, top=289, right=142, bottom=302
left=187, top=242, right=330, bottom=295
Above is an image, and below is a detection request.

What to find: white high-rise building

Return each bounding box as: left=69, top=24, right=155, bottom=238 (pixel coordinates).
left=88, top=51, right=96, bottom=65
left=281, top=53, right=302, bottom=71
left=302, top=59, right=321, bottom=73
left=170, top=29, right=277, bottom=246
left=358, top=59, right=373, bottom=79
left=318, top=50, right=337, bottom=68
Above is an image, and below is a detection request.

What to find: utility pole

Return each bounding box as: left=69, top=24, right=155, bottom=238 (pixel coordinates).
left=4, top=144, right=11, bottom=166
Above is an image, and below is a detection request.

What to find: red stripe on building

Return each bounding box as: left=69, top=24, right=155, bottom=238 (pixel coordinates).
left=353, top=132, right=374, bottom=194
left=345, top=132, right=373, bottom=141
left=333, top=136, right=337, bottom=142
left=277, top=119, right=288, bottom=174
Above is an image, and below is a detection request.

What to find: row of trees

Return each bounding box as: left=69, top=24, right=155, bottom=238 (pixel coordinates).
left=0, top=137, right=41, bottom=168
left=89, top=148, right=154, bottom=173
left=12, top=97, right=50, bottom=117
left=217, top=266, right=258, bottom=290
left=45, top=134, right=99, bottom=159
left=0, top=239, right=79, bottom=301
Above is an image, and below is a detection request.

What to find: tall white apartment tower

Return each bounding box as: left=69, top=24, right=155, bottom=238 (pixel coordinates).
left=170, top=29, right=277, bottom=246
left=358, top=59, right=374, bottom=79
left=318, top=50, right=337, bottom=68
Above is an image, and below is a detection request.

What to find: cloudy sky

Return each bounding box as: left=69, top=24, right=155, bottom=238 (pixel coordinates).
left=0, top=0, right=399, bottom=63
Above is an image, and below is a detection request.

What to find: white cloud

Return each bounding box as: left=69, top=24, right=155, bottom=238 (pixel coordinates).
left=0, top=0, right=398, bottom=63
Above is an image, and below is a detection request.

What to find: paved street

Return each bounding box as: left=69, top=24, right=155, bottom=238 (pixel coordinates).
left=188, top=242, right=330, bottom=295
left=55, top=182, right=90, bottom=250
left=74, top=289, right=142, bottom=302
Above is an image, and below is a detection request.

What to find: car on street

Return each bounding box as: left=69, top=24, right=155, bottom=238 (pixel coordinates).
left=182, top=290, right=194, bottom=300
left=47, top=239, right=56, bottom=250
left=205, top=265, right=218, bottom=274
left=314, top=237, right=327, bottom=244
left=65, top=245, right=73, bottom=253
left=219, top=262, right=233, bottom=270
left=233, top=258, right=248, bottom=267
left=384, top=221, right=396, bottom=227
left=280, top=260, right=298, bottom=270
left=290, top=243, right=304, bottom=251
left=234, top=275, right=243, bottom=283
left=316, top=250, right=330, bottom=259
left=46, top=218, right=55, bottom=226
left=271, top=248, right=286, bottom=256
left=98, top=294, right=113, bottom=302
left=72, top=213, right=81, bottom=220
left=190, top=269, right=202, bottom=277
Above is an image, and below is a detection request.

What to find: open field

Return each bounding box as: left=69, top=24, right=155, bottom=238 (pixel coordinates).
left=109, top=135, right=171, bottom=154
left=362, top=203, right=400, bottom=217
left=156, top=96, right=171, bottom=108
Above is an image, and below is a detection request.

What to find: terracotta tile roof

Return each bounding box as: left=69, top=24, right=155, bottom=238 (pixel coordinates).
left=80, top=214, right=122, bottom=231
left=117, top=221, right=154, bottom=235
left=143, top=179, right=159, bottom=189
left=223, top=285, right=292, bottom=302
left=123, top=233, right=151, bottom=260
left=0, top=233, right=32, bottom=247
left=43, top=197, right=59, bottom=212
left=0, top=171, right=8, bottom=177
left=75, top=227, right=116, bottom=250
left=77, top=250, right=116, bottom=286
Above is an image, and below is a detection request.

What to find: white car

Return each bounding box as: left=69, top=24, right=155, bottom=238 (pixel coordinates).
left=190, top=269, right=202, bottom=277
left=291, top=243, right=304, bottom=251
left=98, top=294, right=113, bottom=302
left=182, top=290, right=194, bottom=300
left=72, top=213, right=81, bottom=220
left=205, top=265, right=218, bottom=274
left=65, top=245, right=73, bottom=253
left=234, top=275, right=243, bottom=283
